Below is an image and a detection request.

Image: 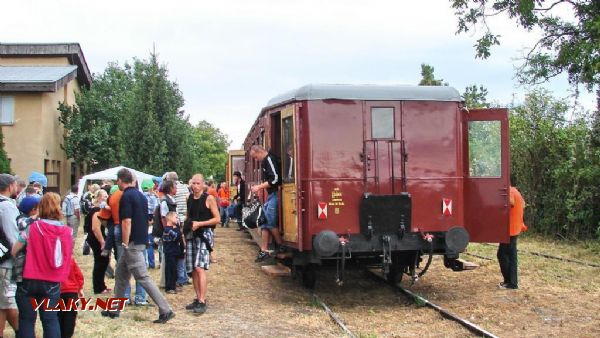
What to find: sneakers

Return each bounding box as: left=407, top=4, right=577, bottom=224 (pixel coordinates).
left=166, top=290, right=177, bottom=294
left=153, top=311, right=175, bottom=324
left=101, top=310, right=120, bottom=319
left=101, top=249, right=110, bottom=257
left=498, top=282, right=518, bottom=289
left=185, top=299, right=199, bottom=310
left=255, top=251, right=270, bottom=262
left=192, top=302, right=207, bottom=315
left=276, top=243, right=286, bottom=254
left=134, top=300, right=154, bottom=307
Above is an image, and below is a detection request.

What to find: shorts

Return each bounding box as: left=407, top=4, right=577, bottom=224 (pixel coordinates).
left=0, top=268, right=17, bottom=309
left=260, top=192, right=278, bottom=230
left=185, top=229, right=214, bottom=272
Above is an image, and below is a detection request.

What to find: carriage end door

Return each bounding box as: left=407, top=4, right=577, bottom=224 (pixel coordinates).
left=280, top=105, right=300, bottom=247
left=464, top=108, right=510, bottom=243
left=364, top=102, right=403, bottom=195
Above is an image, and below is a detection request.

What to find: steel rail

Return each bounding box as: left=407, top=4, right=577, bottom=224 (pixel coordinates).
left=311, top=293, right=357, bottom=338
left=368, top=270, right=500, bottom=338
left=246, top=228, right=357, bottom=338
left=479, top=243, right=600, bottom=268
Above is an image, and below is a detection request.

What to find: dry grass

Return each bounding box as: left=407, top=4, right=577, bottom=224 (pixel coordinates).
left=2, top=225, right=342, bottom=338
left=3, top=226, right=599, bottom=338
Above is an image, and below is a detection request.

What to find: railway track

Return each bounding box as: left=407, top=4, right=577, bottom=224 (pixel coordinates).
left=473, top=243, right=600, bottom=268
left=247, top=228, right=499, bottom=337
left=311, top=293, right=357, bottom=338
left=367, top=270, right=500, bottom=338
left=310, top=270, right=500, bottom=338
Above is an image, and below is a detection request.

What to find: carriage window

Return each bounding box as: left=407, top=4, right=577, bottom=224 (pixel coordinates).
left=371, top=108, right=394, bottom=139
left=469, top=121, right=501, bottom=177
left=282, top=116, right=295, bottom=183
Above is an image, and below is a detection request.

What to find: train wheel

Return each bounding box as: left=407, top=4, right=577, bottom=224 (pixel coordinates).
left=302, top=264, right=317, bottom=289
left=387, top=263, right=404, bottom=286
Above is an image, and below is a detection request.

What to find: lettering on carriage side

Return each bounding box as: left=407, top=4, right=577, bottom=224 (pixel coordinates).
left=328, top=188, right=345, bottom=213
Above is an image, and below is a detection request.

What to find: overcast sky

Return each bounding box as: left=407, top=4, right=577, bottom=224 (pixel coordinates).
left=2, top=0, right=594, bottom=148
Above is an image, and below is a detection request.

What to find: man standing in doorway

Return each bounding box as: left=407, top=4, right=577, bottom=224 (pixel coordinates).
left=102, top=168, right=174, bottom=323
left=232, top=171, right=246, bottom=231
left=250, top=145, right=284, bottom=262
left=497, top=185, right=528, bottom=290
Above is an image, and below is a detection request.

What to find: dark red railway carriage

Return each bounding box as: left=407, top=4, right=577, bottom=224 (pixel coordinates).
left=242, top=84, right=510, bottom=288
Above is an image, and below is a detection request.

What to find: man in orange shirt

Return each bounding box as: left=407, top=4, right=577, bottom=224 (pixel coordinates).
left=217, top=182, right=230, bottom=227
left=497, top=185, right=528, bottom=290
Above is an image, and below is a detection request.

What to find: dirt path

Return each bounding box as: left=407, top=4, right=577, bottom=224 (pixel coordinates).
left=3, top=226, right=342, bottom=338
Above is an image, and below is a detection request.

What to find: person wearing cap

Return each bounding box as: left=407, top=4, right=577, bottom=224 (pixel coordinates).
left=13, top=195, right=40, bottom=336
left=0, top=174, right=20, bottom=336
left=62, top=185, right=81, bottom=239
left=142, top=179, right=158, bottom=269
left=14, top=195, right=41, bottom=281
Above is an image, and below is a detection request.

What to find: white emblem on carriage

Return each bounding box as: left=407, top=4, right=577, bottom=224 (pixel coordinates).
left=442, top=198, right=452, bottom=216
left=318, top=202, right=328, bottom=219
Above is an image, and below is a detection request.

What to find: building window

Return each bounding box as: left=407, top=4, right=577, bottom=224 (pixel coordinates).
left=371, top=107, right=394, bottom=139
left=0, top=96, right=15, bottom=125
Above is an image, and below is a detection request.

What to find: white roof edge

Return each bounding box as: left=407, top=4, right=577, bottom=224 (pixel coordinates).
left=265, top=84, right=463, bottom=108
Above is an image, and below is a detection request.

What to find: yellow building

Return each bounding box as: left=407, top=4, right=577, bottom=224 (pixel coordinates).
left=0, top=43, right=92, bottom=194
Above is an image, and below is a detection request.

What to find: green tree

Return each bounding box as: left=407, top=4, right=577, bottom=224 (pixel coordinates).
left=509, top=88, right=600, bottom=239
left=58, top=64, right=132, bottom=171
left=418, top=63, right=449, bottom=86
left=0, top=128, right=11, bottom=174
left=189, top=120, right=230, bottom=182
left=451, top=0, right=600, bottom=96
left=463, top=84, right=489, bottom=108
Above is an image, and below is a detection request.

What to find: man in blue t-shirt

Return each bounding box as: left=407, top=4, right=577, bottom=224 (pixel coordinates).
left=101, top=168, right=175, bottom=324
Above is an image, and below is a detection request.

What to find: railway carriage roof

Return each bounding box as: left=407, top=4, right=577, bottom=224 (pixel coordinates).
left=265, top=84, right=463, bottom=109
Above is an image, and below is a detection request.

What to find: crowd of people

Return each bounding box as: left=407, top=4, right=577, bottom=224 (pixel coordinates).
left=0, top=144, right=527, bottom=337
left=0, top=167, right=236, bottom=337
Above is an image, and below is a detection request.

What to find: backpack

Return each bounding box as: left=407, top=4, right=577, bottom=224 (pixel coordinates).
left=62, top=194, right=74, bottom=217
left=0, top=200, right=15, bottom=264
left=243, top=200, right=266, bottom=229
left=152, top=197, right=177, bottom=238
left=80, top=192, right=92, bottom=216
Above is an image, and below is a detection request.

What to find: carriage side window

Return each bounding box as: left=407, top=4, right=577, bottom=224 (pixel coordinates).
left=468, top=121, right=501, bottom=177
left=282, top=116, right=295, bottom=183
left=371, top=107, right=394, bottom=139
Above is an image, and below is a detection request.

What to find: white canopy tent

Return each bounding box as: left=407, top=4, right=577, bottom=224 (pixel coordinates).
left=77, top=166, right=156, bottom=198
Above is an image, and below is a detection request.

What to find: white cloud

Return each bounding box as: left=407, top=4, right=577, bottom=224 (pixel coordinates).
left=2, top=0, right=595, bottom=149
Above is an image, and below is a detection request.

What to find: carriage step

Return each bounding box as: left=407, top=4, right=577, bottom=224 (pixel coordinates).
left=261, top=263, right=291, bottom=277
left=456, top=258, right=479, bottom=270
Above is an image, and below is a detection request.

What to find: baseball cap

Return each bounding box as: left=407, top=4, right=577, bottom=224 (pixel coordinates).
left=19, top=195, right=41, bottom=215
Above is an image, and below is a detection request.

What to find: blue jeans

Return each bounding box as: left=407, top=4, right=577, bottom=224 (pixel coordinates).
left=104, top=221, right=115, bottom=253
left=147, top=233, right=155, bottom=268
left=177, top=258, right=187, bottom=285
left=114, top=226, right=147, bottom=303
left=16, top=279, right=61, bottom=338
left=220, top=206, right=229, bottom=226
left=261, top=192, right=278, bottom=230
